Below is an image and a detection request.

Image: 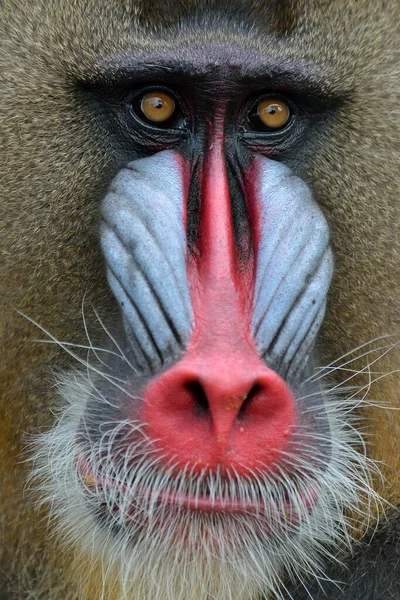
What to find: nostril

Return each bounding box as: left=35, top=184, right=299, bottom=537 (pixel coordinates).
left=238, top=383, right=263, bottom=418
left=185, top=380, right=209, bottom=416
left=142, top=360, right=296, bottom=474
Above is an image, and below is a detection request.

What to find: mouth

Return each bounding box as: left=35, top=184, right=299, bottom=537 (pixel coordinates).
left=76, top=456, right=319, bottom=522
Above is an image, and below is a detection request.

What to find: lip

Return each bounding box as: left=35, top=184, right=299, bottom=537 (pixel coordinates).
left=76, top=457, right=319, bottom=518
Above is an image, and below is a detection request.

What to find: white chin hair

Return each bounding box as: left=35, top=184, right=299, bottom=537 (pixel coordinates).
left=31, top=372, right=381, bottom=600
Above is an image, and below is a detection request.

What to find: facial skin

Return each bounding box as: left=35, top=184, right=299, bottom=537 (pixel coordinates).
left=1, top=1, right=399, bottom=600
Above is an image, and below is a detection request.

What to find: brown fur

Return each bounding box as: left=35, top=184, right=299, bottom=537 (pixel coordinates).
left=1, top=0, right=399, bottom=598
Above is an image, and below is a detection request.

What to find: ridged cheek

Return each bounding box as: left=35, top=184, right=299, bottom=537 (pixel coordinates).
left=100, top=150, right=193, bottom=371
left=249, top=156, right=334, bottom=380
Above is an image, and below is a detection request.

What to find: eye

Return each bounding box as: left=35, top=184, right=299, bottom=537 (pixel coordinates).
left=132, top=89, right=183, bottom=128
left=247, top=97, right=291, bottom=132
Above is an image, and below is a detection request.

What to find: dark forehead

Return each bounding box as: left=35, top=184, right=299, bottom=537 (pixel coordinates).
left=84, top=0, right=397, bottom=90
left=79, top=0, right=386, bottom=98
left=4, top=0, right=398, bottom=96
left=93, top=42, right=333, bottom=96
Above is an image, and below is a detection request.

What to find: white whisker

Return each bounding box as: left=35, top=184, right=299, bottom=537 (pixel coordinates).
left=26, top=317, right=397, bottom=600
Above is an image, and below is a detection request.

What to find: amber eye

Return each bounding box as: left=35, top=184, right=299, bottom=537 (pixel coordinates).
left=139, top=91, right=176, bottom=124
left=257, top=98, right=290, bottom=129
left=248, top=97, right=291, bottom=132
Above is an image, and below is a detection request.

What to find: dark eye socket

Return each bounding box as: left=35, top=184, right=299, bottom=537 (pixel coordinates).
left=130, top=88, right=292, bottom=134
left=246, top=96, right=292, bottom=133
left=131, top=88, right=184, bottom=129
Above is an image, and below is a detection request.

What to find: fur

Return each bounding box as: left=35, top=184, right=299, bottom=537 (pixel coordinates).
left=1, top=1, right=399, bottom=598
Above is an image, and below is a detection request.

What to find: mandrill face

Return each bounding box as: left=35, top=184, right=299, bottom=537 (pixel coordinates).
left=2, top=1, right=398, bottom=600
left=33, top=48, right=375, bottom=600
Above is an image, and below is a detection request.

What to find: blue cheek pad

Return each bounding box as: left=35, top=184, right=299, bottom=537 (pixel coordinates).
left=100, top=150, right=193, bottom=368
left=252, top=157, right=333, bottom=379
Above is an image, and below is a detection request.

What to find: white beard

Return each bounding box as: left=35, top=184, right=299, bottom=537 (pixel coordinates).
left=31, top=373, right=381, bottom=600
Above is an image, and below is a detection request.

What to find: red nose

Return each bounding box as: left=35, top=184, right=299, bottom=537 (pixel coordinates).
left=142, top=350, right=296, bottom=474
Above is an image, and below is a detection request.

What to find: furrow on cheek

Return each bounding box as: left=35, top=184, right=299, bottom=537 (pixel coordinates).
left=249, top=156, right=334, bottom=379
left=100, top=150, right=193, bottom=368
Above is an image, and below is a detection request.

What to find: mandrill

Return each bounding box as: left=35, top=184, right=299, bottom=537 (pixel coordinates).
left=0, top=1, right=399, bottom=599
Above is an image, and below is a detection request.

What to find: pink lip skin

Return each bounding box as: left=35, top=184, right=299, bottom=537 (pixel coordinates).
left=76, top=457, right=319, bottom=519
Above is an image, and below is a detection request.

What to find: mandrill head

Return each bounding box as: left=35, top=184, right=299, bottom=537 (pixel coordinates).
left=34, top=92, right=377, bottom=600
left=11, top=11, right=394, bottom=600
